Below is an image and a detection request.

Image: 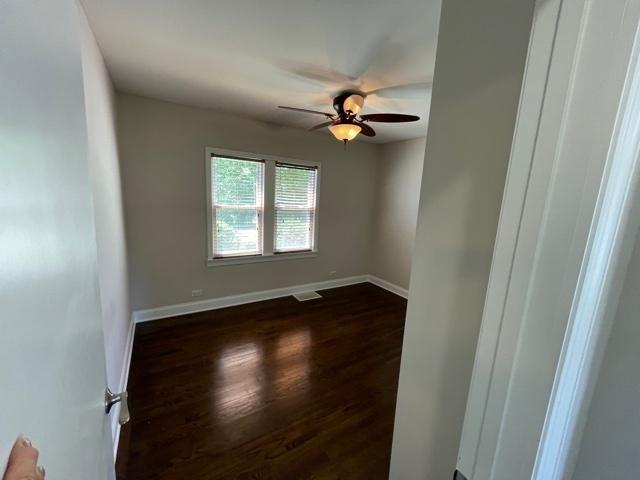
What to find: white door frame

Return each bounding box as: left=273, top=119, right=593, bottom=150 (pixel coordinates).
left=533, top=12, right=640, bottom=480
left=456, top=0, right=640, bottom=478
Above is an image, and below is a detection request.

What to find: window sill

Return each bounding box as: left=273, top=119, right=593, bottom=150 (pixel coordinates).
left=207, top=251, right=318, bottom=267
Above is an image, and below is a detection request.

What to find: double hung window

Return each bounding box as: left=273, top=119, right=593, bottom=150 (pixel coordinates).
left=207, top=148, right=319, bottom=265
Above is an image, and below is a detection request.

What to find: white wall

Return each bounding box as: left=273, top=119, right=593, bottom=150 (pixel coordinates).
left=572, top=225, right=640, bottom=480
left=116, top=93, right=380, bottom=311
left=78, top=4, right=131, bottom=440
left=389, top=0, right=536, bottom=477
left=0, top=1, right=114, bottom=477
left=370, top=138, right=426, bottom=290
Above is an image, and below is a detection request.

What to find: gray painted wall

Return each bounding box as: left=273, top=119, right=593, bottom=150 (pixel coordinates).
left=389, top=0, right=536, bottom=477
left=572, top=225, right=640, bottom=480
left=370, top=138, right=426, bottom=289
left=79, top=6, right=131, bottom=419
left=116, top=93, right=381, bottom=310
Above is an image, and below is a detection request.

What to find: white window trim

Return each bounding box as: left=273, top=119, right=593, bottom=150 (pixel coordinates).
left=205, top=147, right=321, bottom=267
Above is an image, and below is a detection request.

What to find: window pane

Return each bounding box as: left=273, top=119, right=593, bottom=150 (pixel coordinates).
left=214, top=156, right=263, bottom=207
left=275, top=164, right=317, bottom=252
left=215, top=207, right=260, bottom=256
left=212, top=155, right=264, bottom=257
left=275, top=209, right=314, bottom=251
left=275, top=165, right=316, bottom=208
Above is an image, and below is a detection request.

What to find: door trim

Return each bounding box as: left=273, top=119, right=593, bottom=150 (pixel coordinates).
left=455, top=0, right=568, bottom=474
left=533, top=14, right=640, bottom=479
left=456, top=0, right=640, bottom=477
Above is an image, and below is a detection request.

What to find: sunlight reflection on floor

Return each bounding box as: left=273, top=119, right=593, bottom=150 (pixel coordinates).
left=213, top=328, right=313, bottom=426
left=215, top=342, right=264, bottom=423
left=275, top=329, right=311, bottom=396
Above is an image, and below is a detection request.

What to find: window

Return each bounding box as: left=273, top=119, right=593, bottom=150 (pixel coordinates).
left=211, top=156, right=264, bottom=258
left=275, top=163, right=318, bottom=253
left=206, top=148, right=320, bottom=265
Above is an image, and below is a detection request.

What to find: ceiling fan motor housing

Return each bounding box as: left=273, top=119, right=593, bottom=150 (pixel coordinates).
left=333, top=91, right=365, bottom=116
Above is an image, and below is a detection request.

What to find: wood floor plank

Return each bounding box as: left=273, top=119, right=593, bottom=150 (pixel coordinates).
left=116, top=283, right=406, bottom=479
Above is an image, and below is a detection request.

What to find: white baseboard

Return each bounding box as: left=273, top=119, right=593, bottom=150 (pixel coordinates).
left=367, top=275, right=409, bottom=299
left=132, top=274, right=408, bottom=324
left=112, top=316, right=136, bottom=459
left=133, top=275, right=370, bottom=323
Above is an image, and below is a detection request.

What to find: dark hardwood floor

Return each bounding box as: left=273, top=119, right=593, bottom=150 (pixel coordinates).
left=116, top=283, right=407, bottom=480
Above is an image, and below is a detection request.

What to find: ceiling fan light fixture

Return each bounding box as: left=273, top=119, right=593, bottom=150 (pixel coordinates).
left=343, top=94, right=365, bottom=114
left=329, top=123, right=361, bottom=142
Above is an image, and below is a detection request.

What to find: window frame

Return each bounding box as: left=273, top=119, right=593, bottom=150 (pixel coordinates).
left=210, top=154, right=265, bottom=259
left=205, top=147, right=320, bottom=267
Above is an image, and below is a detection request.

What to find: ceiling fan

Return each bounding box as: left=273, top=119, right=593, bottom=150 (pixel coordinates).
left=278, top=91, right=420, bottom=145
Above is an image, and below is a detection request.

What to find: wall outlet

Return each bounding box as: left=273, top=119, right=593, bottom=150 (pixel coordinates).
left=191, top=289, right=203, bottom=297
left=329, top=270, right=337, bottom=277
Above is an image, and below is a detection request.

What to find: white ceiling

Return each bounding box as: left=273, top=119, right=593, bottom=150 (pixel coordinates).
left=81, top=0, right=441, bottom=143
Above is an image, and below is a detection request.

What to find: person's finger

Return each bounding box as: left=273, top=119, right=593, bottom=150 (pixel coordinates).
left=4, top=437, right=39, bottom=480
left=34, top=466, right=45, bottom=480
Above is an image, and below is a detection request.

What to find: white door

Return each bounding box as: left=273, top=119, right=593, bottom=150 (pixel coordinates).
left=0, top=1, right=115, bottom=478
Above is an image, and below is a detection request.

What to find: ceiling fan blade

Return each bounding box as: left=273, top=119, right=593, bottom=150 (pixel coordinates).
left=279, top=106, right=334, bottom=117
left=309, top=121, right=333, bottom=131
left=366, top=82, right=433, bottom=99
left=355, top=121, right=376, bottom=137
left=360, top=113, right=420, bottom=123
left=276, top=60, right=359, bottom=86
